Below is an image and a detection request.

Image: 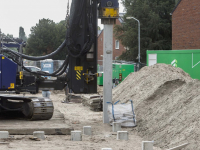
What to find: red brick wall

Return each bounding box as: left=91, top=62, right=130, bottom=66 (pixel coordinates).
left=97, top=19, right=126, bottom=65
left=113, top=19, right=126, bottom=60
left=172, top=0, right=200, bottom=50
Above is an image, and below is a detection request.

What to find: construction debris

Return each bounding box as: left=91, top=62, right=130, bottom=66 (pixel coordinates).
left=82, top=95, right=103, bottom=111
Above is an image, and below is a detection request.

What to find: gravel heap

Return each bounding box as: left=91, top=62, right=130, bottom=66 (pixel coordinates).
left=113, top=64, right=200, bottom=149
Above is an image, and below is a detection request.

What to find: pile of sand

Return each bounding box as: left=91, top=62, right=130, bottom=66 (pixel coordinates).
left=113, top=64, right=200, bottom=149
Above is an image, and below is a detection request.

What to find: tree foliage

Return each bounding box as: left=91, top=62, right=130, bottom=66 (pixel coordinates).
left=19, top=27, right=27, bottom=41
left=25, top=19, right=67, bottom=60
left=114, top=0, right=176, bottom=62
left=6, top=34, right=13, bottom=38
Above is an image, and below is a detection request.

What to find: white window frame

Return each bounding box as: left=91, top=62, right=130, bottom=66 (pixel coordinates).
left=115, top=40, right=119, bottom=49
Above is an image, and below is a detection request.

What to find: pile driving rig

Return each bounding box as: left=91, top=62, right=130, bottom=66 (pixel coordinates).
left=0, top=0, right=119, bottom=120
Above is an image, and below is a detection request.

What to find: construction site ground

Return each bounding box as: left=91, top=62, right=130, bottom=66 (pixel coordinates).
left=0, top=109, right=72, bottom=135
left=0, top=92, right=161, bottom=150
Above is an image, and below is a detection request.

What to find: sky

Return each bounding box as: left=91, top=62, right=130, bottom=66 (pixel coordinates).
left=0, top=0, right=125, bottom=37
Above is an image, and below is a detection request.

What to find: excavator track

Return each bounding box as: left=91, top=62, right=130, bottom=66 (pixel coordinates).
left=0, top=95, right=54, bottom=120
left=24, top=97, right=54, bottom=120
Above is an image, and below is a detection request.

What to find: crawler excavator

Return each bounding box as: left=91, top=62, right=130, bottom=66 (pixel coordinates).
left=0, top=0, right=119, bottom=120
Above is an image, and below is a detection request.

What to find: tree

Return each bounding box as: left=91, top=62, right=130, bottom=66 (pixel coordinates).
left=25, top=19, right=67, bottom=60
left=19, top=27, right=27, bottom=41
left=52, top=20, right=68, bottom=60
left=114, top=0, right=176, bottom=62
left=6, top=34, right=13, bottom=38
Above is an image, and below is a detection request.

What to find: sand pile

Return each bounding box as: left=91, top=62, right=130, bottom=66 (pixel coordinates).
left=113, top=64, right=200, bottom=149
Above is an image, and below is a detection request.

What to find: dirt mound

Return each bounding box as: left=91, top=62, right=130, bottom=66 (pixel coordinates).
left=113, top=64, right=200, bottom=149
left=113, top=63, right=192, bottom=105
left=136, top=80, right=200, bottom=149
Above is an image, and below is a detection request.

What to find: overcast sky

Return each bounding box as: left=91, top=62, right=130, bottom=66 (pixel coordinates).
left=0, top=0, right=124, bottom=37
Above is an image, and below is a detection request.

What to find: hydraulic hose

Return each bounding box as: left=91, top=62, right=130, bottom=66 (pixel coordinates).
left=67, top=23, right=94, bottom=58
left=1, top=40, right=67, bottom=61
left=22, top=56, right=69, bottom=77
left=66, top=0, right=94, bottom=58
left=1, top=46, right=69, bottom=77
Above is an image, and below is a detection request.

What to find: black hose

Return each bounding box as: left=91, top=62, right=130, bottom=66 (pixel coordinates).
left=1, top=40, right=66, bottom=60
left=22, top=56, right=69, bottom=77
left=66, top=0, right=95, bottom=58
left=1, top=47, right=69, bottom=77
left=67, top=23, right=94, bottom=58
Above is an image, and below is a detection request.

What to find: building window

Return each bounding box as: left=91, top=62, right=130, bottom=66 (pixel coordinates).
left=115, top=40, right=119, bottom=49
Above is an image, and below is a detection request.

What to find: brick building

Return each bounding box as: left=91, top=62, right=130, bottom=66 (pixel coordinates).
left=97, top=14, right=126, bottom=65
left=172, top=0, right=200, bottom=50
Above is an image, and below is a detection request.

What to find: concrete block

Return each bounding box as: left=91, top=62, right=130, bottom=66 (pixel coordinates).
left=83, top=126, right=92, bottom=135
left=33, top=131, right=45, bottom=140
left=0, top=131, right=9, bottom=139
left=112, top=122, right=121, bottom=132
left=102, top=148, right=112, bottom=150
left=117, top=131, right=128, bottom=141
left=71, top=131, right=82, bottom=141
left=142, top=141, right=154, bottom=150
